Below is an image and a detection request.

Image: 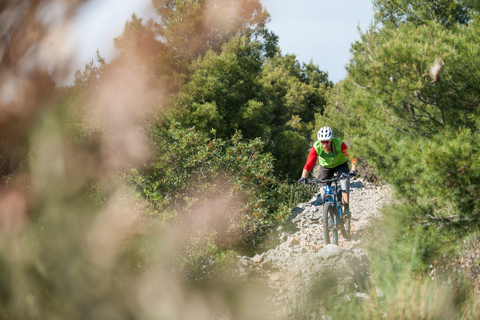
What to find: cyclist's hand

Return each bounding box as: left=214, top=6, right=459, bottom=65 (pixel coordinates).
left=348, top=170, right=356, bottom=178
left=298, top=177, right=307, bottom=184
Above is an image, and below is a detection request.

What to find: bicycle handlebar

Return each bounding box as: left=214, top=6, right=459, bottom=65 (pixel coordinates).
left=305, top=173, right=349, bottom=185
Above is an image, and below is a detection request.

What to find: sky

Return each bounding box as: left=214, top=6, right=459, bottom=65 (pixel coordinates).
left=70, top=0, right=375, bottom=84
left=261, top=0, right=374, bottom=82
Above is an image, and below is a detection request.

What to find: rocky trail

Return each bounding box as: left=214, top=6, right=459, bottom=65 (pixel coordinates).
left=237, top=178, right=393, bottom=316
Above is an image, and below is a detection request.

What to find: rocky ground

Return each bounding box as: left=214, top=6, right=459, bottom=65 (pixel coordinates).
left=237, top=178, right=393, bottom=317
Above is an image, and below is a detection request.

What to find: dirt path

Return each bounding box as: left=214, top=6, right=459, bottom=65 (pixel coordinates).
left=237, top=178, right=393, bottom=317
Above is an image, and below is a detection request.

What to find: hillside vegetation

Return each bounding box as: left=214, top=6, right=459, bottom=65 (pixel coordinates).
left=0, top=0, right=479, bottom=318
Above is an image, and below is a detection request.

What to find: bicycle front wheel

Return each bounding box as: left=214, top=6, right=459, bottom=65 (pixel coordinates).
left=323, top=202, right=338, bottom=245
left=340, top=217, right=351, bottom=241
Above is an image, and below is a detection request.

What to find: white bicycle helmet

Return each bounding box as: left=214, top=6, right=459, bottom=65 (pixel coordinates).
left=317, top=126, right=334, bottom=141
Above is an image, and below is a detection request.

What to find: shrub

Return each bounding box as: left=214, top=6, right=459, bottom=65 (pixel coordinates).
left=128, top=123, right=297, bottom=254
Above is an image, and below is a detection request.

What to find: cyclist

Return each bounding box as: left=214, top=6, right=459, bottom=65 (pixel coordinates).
left=298, top=126, right=357, bottom=218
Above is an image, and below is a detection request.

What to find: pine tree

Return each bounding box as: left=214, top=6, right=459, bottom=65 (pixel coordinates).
left=112, top=0, right=271, bottom=91
left=340, top=18, right=480, bottom=223
left=372, top=0, right=473, bottom=29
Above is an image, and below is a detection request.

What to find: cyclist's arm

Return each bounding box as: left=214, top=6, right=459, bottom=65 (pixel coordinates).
left=301, top=147, right=318, bottom=178
left=341, top=143, right=357, bottom=171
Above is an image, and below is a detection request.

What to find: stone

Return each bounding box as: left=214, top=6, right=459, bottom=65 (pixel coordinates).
left=251, top=254, right=264, bottom=264
left=269, top=274, right=280, bottom=282
left=355, top=292, right=370, bottom=300
left=318, top=244, right=343, bottom=260
left=236, top=180, right=393, bottom=313
left=288, top=237, right=300, bottom=247
left=290, top=206, right=305, bottom=217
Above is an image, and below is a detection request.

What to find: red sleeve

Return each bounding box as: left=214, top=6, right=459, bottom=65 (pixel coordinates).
left=341, top=143, right=357, bottom=163
left=303, top=147, right=318, bottom=171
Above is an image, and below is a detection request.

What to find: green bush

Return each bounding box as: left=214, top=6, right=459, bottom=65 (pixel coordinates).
left=128, top=123, right=295, bottom=254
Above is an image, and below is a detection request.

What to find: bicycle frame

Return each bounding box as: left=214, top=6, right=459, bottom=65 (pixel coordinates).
left=323, top=180, right=343, bottom=243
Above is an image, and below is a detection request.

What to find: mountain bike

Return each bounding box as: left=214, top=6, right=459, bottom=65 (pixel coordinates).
left=307, top=173, right=350, bottom=245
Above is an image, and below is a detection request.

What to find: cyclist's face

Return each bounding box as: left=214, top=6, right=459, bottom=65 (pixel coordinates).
left=321, top=140, right=332, bottom=152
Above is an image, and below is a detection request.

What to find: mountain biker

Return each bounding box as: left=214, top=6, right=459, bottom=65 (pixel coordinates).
left=298, top=126, right=357, bottom=218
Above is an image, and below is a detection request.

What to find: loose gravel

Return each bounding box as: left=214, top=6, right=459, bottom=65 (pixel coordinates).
left=237, top=178, right=393, bottom=316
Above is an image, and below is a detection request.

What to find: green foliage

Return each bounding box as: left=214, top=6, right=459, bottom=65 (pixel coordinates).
left=172, top=36, right=271, bottom=139
left=112, top=13, right=162, bottom=83
left=316, top=16, right=480, bottom=221
left=71, top=50, right=107, bottom=92
left=349, top=22, right=480, bottom=134
left=261, top=54, right=332, bottom=138
left=151, top=0, right=270, bottom=56
left=180, top=234, right=238, bottom=282
left=282, top=204, right=479, bottom=319
left=373, top=0, right=473, bottom=29
left=119, top=0, right=272, bottom=90
left=113, top=13, right=161, bottom=58
left=308, top=10, right=480, bottom=320
left=168, top=36, right=331, bottom=180
left=71, top=1, right=332, bottom=184
left=314, top=81, right=365, bottom=143
left=259, top=54, right=332, bottom=178
left=365, top=204, right=465, bottom=276
left=0, top=0, right=333, bottom=318
left=62, top=1, right=334, bottom=279
left=129, top=123, right=290, bottom=252
left=270, top=129, right=310, bottom=179
left=344, top=18, right=480, bottom=223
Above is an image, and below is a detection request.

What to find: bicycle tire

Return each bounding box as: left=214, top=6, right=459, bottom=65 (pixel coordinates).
left=323, top=202, right=338, bottom=245
left=345, top=218, right=351, bottom=239
left=340, top=216, right=350, bottom=241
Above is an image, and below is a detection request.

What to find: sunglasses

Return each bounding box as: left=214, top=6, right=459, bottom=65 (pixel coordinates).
left=321, top=140, right=331, bottom=145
